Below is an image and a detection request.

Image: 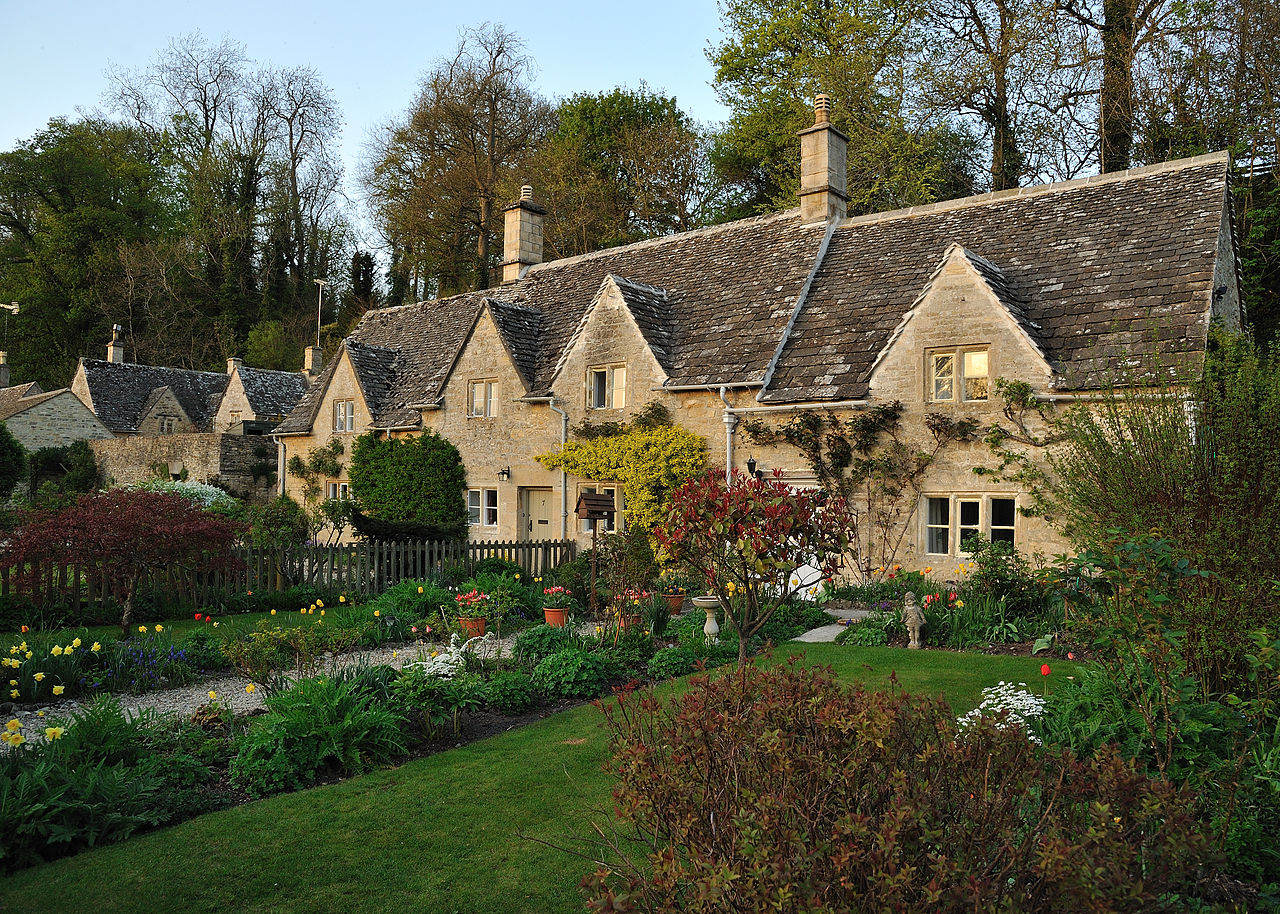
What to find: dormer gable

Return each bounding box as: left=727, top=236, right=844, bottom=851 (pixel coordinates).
left=867, top=244, right=1057, bottom=402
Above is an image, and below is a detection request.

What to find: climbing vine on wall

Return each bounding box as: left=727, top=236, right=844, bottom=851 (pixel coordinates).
left=537, top=406, right=706, bottom=532
left=285, top=438, right=350, bottom=542
left=742, top=402, right=980, bottom=580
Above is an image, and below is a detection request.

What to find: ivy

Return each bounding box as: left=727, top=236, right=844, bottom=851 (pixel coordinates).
left=742, top=402, right=979, bottom=579
left=538, top=410, right=706, bottom=531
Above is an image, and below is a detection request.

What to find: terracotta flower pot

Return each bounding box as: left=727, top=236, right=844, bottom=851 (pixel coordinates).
left=620, top=612, right=642, bottom=630
left=543, top=606, right=569, bottom=628
left=663, top=593, right=686, bottom=612
left=458, top=616, right=486, bottom=637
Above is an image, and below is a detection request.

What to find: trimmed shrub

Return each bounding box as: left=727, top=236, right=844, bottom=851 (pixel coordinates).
left=647, top=646, right=697, bottom=680
left=347, top=430, right=468, bottom=536
left=532, top=649, right=611, bottom=700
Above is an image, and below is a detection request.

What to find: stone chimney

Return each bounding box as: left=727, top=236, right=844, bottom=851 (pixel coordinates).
left=226, top=357, right=243, bottom=375
left=502, top=185, right=547, bottom=284
left=303, top=346, right=323, bottom=377
left=107, top=324, right=126, bottom=364
left=0, top=352, right=9, bottom=389
left=798, top=95, right=849, bottom=223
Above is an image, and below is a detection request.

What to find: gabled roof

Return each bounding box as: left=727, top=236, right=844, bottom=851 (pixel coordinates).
left=0, top=383, right=59, bottom=421
left=77, top=360, right=229, bottom=433
left=237, top=367, right=310, bottom=419
left=273, top=151, right=1234, bottom=435
left=762, top=153, right=1230, bottom=401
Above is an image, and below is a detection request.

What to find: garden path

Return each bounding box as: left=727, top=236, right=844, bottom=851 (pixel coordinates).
left=792, top=607, right=871, bottom=643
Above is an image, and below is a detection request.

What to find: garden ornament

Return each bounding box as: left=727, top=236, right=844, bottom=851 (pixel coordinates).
left=902, top=591, right=925, bottom=650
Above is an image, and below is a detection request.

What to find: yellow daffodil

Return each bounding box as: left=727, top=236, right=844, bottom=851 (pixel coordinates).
left=207, top=691, right=217, bottom=700
left=155, top=625, right=164, bottom=633
left=316, top=600, right=324, bottom=608
left=19, top=642, right=26, bottom=652
left=33, top=672, right=44, bottom=682
left=391, top=651, right=398, bottom=659
left=956, top=600, right=965, bottom=608
left=24, top=651, right=31, bottom=660
left=374, top=610, right=381, bottom=617
left=417, top=586, right=424, bottom=594
left=9, top=689, right=18, bottom=698
left=91, top=642, right=101, bottom=652
left=430, top=651, right=438, bottom=658
left=212, top=622, right=218, bottom=627
left=72, top=637, right=81, bottom=648
left=52, top=685, right=64, bottom=696
left=4, top=719, right=19, bottom=732
left=36, top=710, right=44, bottom=717
left=51, top=645, right=63, bottom=657
left=8, top=646, right=16, bottom=655
left=7, top=732, right=24, bottom=746
left=339, top=595, right=346, bottom=603
left=45, top=727, right=64, bottom=740
left=245, top=683, right=256, bottom=694
left=7, top=679, right=14, bottom=686
left=138, top=626, right=146, bottom=633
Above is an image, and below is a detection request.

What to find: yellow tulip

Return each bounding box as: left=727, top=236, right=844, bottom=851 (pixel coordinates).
left=52, top=685, right=64, bottom=696
left=316, top=600, right=324, bottom=608
left=417, top=586, right=424, bottom=594
left=340, top=595, right=346, bottom=603
left=155, top=625, right=164, bottom=633
left=374, top=610, right=381, bottom=617
left=271, top=609, right=277, bottom=615
left=138, top=626, right=146, bottom=633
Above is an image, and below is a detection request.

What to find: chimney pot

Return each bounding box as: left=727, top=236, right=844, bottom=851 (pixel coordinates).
left=107, top=324, right=126, bottom=364
left=520, top=184, right=533, bottom=201
left=814, top=94, right=832, bottom=125
left=304, top=346, right=323, bottom=377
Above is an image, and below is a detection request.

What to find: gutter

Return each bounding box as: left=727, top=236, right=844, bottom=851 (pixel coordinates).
left=658, top=381, right=761, bottom=392
left=727, top=399, right=871, bottom=415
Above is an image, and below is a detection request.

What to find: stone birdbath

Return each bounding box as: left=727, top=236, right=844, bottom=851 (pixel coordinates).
left=691, top=595, right=720, bottom=643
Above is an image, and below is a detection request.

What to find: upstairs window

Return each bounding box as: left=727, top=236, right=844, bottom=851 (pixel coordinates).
left=929, top=348, right=989, bottom=402
left=159, top=416, right=178, bottom=435
left=333, top=399, right=355, bottom=432
left=327, top=481, right=350, bottom=500
left=468, top=380, right=497, bottom=418
left=588, top=365, right=626, bottom=409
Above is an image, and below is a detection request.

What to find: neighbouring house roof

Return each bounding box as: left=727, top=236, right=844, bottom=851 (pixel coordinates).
left=275, top=151, right=1235, bottom=434
left=76, top=360, right=229, bottom=433
left=0, top=382, right=60, bottom=421
left=237, top=367, right=310, bottom=419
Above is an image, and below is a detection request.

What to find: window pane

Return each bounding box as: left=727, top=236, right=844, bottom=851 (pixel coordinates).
left=963, top=350, right=989, bottom=400
left=468, top=490, right=481, bottom=525
left=959, top=500, right=980, bottom=526
left=485, top=381, right=495, bottom=417
left=927, top=497, right=949, bottom=526
left=613, top=367, right=626, bottom=408
left=484, top=489, right=498, bottom=526
left=932, top=354, right=954, bottom=400
left=991, top=528, right=1016, bottom=544
left=991, top=498, right=1016, bottom=527
left=927, top=527, right=949, bottom=554
left=592, top=371, right=607, bottom=408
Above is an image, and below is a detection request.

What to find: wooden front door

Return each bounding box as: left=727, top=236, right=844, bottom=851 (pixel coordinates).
left=519, top=488, right=555, bottom=540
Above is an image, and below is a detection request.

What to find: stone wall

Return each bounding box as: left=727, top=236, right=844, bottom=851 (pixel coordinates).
left=91, top=433, right=277, bottom=501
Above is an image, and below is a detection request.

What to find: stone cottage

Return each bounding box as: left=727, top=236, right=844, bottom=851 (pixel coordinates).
left=70, top=332, right=315, bottom=497
left=274, top=96, right=1241, bottom=566
left=0, top=352, right=112, bottom=450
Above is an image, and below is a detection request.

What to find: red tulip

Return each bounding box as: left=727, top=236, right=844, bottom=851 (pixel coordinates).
left=194, top=613, right=202, bottom=621
left=1040, top=664, right=1051, bottom=677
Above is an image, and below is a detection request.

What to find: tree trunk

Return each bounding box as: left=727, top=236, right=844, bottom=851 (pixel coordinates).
left=1100, top=0, right=1139, bottom=172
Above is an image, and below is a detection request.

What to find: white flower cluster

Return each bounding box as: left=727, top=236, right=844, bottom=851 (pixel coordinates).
left=129, top=479, right=236, bottom=510
left=403, top=632, right=497, bottom=679
left=957, top=681, right=1046, bottom=744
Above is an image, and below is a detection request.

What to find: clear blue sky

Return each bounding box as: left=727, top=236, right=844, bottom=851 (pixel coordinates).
left=0, top=0, right=731, bottom=233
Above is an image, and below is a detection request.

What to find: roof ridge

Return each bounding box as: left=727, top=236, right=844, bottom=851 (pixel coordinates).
left=839, top=151, right=1230, bottom=230
left=81, top=358, right=231, bottom=380
left=524, top=209, right=810, bottom=275
left=609, top=274, right=670, bottom=298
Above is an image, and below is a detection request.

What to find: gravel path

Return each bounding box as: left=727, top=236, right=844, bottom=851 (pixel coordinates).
left=5, top=632, right=525, bottom=734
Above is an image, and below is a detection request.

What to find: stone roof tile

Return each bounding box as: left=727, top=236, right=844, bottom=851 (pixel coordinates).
left=77, top=360, right=229, bottom=433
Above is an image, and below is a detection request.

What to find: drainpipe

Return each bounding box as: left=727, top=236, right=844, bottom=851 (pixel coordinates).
left=275, top=438, right=286, bottom=495
left=718, top=386, right=736, bottom=482
left=547, top=398, right=570, bottom=540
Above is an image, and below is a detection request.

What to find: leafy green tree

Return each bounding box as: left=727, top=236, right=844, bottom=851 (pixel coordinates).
left=0, top=422, right=24, bottom=499
left=708, top=0, right=980, bottom=214
left=245, top=319, right=302, bottom=371
left=347, top=431, right=468, bottom=537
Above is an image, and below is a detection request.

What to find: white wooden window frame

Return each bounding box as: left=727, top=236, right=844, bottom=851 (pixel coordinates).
left=332, top=399, right=355, bottom=432
left=467, top=380, right=497, bottom=418
left=922, top=494, right=1018, bottom=555
left=468, top=488, right=499, bottom=527
left=587, top=365, right=627, bottom=410
left=928, top=347, right=990, bottom=402
left=579, top=484, right=621, bottom=533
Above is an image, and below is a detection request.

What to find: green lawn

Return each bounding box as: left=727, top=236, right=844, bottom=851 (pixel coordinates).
left=0, top=645, right=1074, bottom=914
left=4, top=609, right=318, bottom=647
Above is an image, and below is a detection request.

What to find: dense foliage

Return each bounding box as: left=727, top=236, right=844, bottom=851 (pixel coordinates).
left=587, top=663, right=1214, bottom=912
left=347, top=430, right=468, bottom=538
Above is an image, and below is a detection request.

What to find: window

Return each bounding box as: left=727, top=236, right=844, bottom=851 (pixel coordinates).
left=159, top=416, right=177, bottom=435
left=327, top=481, right=350, bottom=501
left=929, top=348, right=989, bottom=402
left=468, top=380, right=497, bottom=418
left=923, top=495, right=1018, bottom=554
left=588, top=365, right=627, bottom=409
left=579, top=485, right=620, bottom=533
left=333, top=399, right=355, bottom=432
left=468, top=488, right=498, bottom=527
left=229, top=410, right=242, bottom=426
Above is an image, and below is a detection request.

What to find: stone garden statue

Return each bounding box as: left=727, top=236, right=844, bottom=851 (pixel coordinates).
left=902, top=591, right=925, bottom=650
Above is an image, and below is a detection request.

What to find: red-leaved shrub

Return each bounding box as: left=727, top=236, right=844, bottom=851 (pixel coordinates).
left=587, top=662, right=1214, bottom=913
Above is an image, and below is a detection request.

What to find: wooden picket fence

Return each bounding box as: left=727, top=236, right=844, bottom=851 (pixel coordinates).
left=0, top=538, right=577, bottom=614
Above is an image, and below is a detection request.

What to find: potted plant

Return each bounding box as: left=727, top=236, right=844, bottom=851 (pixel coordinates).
left=454, top=589, right=492, bottom=637
left=616, top=587, right=650, bottom=630
left=659, top=575, right=688, bottom=612
left=542, top=585, right=572, bottom=628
